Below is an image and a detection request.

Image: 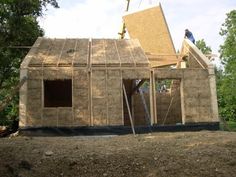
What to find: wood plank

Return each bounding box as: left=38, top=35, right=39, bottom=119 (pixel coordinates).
left=123, top=5, right=176, bottom=67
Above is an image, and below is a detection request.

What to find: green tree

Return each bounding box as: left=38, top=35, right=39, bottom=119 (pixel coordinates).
left=196, top=39, right=212, bottom=55
left=218, top=10, right=236, bottom=121
left=0, top=0, right=59, bottom=127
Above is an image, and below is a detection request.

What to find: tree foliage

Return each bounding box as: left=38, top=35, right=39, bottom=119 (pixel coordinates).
left=0, top=0, right=59, bottom=126
left=196, top=39, right=212, bottom=55
left=218, top=10, right=236, bottom=121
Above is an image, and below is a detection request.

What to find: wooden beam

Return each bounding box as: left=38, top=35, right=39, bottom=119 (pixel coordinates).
left=131, top=79, right=146, bottom=95
left=123, top=83, right=135, bottom=135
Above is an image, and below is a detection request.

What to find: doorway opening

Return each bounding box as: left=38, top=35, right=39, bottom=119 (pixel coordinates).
left=123, top=79, right=151, bottom=126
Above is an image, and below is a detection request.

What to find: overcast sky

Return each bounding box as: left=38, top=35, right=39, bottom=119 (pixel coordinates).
left=39, top=0, right=236, bottom=55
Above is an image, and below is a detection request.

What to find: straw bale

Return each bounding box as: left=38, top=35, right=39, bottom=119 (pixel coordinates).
left=56, top=67, right=72, bottom=79
left=74, top=96, right=88, bottom=109
left=27, top=80, right=41, bottom=89
left=104, top=39, right=119, bottom=62
left=116, top=40, right=135, bottom=66
left=184, top=69, right=208, bottom=79
left=74, top=109, right=90, bottom=126
left=74, top=80, right=88, bottom=89
left=27, top=89, right=41, bottom=100
left=185, top=106, right=199, bottom=116
left=91, top=39, right=105, bottom=65
left=107, top=94, right=121, bottom=106
left=198, top=107, right=211, bottom=121
left=74, top=69, right=89, bottom=89
left=92, top=78, right=106, bottom=97
left=92, top=89, right=106, bottom=98
left=184, top=98, right=199, bottom=107
left=183, top=89, right=200, bottom=99
left=92, top=98, right=107, bottom=107
left=43, top=39, right=64, bottom=65
left=136, top=69, right=150, bottom=79
left=27, top=106, right=42, bottom=126
left=42, top=108, right=58, bottom=126
left=108, top=106, right=123, bottom=125
left=58, top=108, right=73, bottom=126
left=107, top=89, right=121, bottom=96
left=73, top=88, right=89, bottom=97
left=92, top=70, right=106, bottom=78
left=19, top=104, right=26, bottom=117
left=155, top=69, right=183, bottom=79
left=27, top=108, right=41, bottom=119
left=43, top=68, right=57, bottom=80
left=19, top=117, right=27, bottom=127
left=183, top=78, right=199, bottom=87
left=29, top=38, right=52, bottom=66
left=28, top=69, right=42, bottom=79
left=107, top=70, right=121, bottom=79
left=122, top=70, right=149, bottom=79
left=74, top=39, right=89, bottom=66
left=129, top=39, right=149, bottom=66
left=199, top=98, right=211, bottom=107
left=27, top=100, right=41, bottom=111
left=43, top=67, right=71, bottom=79
left=74, top=69, right=88, bottom=79
left=198, top=90, right=211, bottom=98
left=59, top=39, right=76, bottom=65
left=93, top=108, right=107, bottom=126
left=27, top=117, right=42, bottom=126
left=122, top=70, right=138, bottom=79
left=188, top=56, right=202, bottom=68
left=107, top=78, right=121, bottom=90
left=185, top=115, right=198, bottom=123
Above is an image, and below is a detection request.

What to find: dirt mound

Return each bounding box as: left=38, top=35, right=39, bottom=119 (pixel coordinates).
left=0, top=131, right=235, bottom=177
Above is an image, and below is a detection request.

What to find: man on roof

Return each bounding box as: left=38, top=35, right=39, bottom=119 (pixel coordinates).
left=184, top=29, right=195, bottom=44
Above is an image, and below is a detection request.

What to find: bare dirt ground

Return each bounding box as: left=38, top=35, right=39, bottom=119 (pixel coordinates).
left=0, top=131, right=236, bottom=177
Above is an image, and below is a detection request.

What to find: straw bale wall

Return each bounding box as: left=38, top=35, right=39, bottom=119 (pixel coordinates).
left=154, top=68, right=216, bottom=123
left=27, top=68, right=42, bottom=126
left=73, top=68, right=90, bottom=126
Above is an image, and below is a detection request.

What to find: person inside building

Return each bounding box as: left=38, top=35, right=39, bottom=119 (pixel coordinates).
left=184, top=29, right=195, bottom=44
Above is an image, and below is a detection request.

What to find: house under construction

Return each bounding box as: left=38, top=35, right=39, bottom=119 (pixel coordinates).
left=19, top=5, right=219, bottom=133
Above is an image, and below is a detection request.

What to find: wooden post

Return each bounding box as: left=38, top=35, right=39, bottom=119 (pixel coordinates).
left=123, top=83, right=135, bottom=135
left=149, top=71, right=154, bottom=125
left=151, top=70, right=157, bottom=124
left=180, top=79, right=185, bottom=124
left=208, top=65, right=219, bottom=121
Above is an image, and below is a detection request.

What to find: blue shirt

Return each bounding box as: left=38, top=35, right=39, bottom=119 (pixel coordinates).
left=185, top=31, right=195, bottom=44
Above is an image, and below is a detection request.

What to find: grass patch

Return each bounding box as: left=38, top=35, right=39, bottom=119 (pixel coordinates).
left=227, top=121, right=236, bottom=131
left=220, top=120, right=236, bottom=132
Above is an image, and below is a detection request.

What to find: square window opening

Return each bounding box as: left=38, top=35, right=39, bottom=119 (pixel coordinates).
left=44, top=80, right=72, bottom=107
